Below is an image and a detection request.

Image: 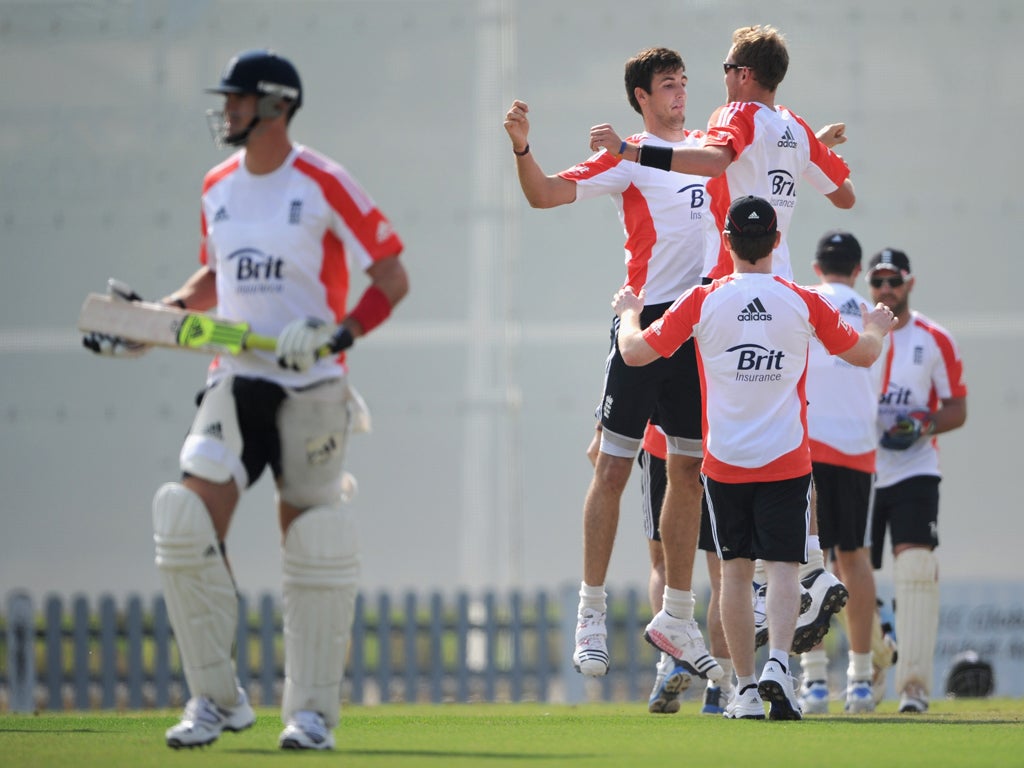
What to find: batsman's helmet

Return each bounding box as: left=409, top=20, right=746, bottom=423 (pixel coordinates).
left=944, top=651, right=995, bottom=698
left=206, top=49, right=302, bottom=147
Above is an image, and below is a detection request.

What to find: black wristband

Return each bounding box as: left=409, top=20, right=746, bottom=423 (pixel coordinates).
left=513, top=143, right=530, bottom=157
left=637, top=144, right=673, bottom=171
left=328, top=326, right=355, bottom=353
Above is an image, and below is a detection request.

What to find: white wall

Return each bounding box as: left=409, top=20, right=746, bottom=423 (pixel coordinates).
left=1, top=0, right=1020, bottom=603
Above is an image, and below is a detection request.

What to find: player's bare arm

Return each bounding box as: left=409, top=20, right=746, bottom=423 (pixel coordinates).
left=838, top=302, right=895, bottom=368
left=611, top=286, right=659, bottom=367
left=504, top=99, right=576, bottom=209
left=589, top=123, right=731, bottom=177
left=163, top=265, right=218, bottom=312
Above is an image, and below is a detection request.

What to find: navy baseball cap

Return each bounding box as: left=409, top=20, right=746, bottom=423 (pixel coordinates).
left=815, top=230, right=862, bottom=266
left=868, top=248, right=911, bottom=275
left=724, top=196, right=777, bottom=238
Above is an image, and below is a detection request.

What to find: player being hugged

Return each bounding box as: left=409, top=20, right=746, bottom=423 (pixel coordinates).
left=83, top=49, right=408, bottom=751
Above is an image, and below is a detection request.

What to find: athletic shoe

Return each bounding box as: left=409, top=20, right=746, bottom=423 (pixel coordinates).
left=723, top=683, right=765, bottom=720
left=165, top=687, right=255, bottom=749
left=792, top=569, right=849, bottom=654
left=754, top=583, right=814, bottom=649
left=799, top=679, right=830, bottom=714
left=644, top=610, right=723, bottom=681
left=279, top=710, right=335, bottom=750
left=701, top=684, right=727, bottom=715
left=758, top=660, right=803, bottom=721
left=898, top=683, right=929, bottom=714
left=845, top=679, right=876, bottom=713
left=647, top=656, right=692, bottom=714
left=572, top=608, right=609, bottom=676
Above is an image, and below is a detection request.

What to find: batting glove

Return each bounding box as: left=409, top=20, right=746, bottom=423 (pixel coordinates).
left=880, top=410, right=933, bottom=450
left=276, top=317, right=334, bottom=372
left=82, top=279, right=151, bottom=358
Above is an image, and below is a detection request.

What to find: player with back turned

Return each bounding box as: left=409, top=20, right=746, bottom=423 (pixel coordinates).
left=612, top=196, right=894, bottom=720
left=83, top=49, right=409, bottom=750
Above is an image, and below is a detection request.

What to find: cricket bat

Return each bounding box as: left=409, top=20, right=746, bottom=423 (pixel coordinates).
left=78, top=293, right=278, bottom=356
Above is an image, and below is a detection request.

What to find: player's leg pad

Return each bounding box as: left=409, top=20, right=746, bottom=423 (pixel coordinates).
left=893, top=548, right=939, bottom=697
left=281, top=505, right=360, bottom=729
left=153, top=482, right=239, bottom=706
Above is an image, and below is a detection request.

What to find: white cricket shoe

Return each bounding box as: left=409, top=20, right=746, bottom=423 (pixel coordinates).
left=165, top=687, right=255, bottom=749
left=572, top=608, right=609, bottom=676
left=644, top=610, right=723, bottom=682
left=723, top=683, right=765, bottom=720
left=647, top=655, right=692, bottom=714
left=799, top=678, right=830, bottom=715
left=845, top=679, right=876, bottom=713
left=792, top=569, right=849, bottom=653
left=898, top=683, right=929, bottom=714
left=753, top=583, right=813, bottom=649
left=758, top=660, right=802, bottom=721
left=279, top=710, right=336, bottom=750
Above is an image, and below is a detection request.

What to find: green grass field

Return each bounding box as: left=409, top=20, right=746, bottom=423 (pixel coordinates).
left=3, top=699, right=1023, bottom=768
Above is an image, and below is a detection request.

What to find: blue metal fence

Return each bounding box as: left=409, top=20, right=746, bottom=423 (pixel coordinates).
left=1, top=588, right=669, bottom=712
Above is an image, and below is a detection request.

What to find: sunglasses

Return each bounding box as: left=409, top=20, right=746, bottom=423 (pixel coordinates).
left=869, top=275, right=906, bottom=289
left=722, top=62, right=748, bottom=73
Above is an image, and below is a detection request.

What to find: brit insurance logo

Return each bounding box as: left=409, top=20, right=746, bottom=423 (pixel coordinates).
left=677, top=182, right=707, bottom=220
left=728, top=343, right=784, bottom=382
left=226, top=247, right=285, bottom=295
left=777, top=126, right=797, bottom=148
left=769, top=169, right=796, bottom=205
left=737, top=297, right=772, bottom=321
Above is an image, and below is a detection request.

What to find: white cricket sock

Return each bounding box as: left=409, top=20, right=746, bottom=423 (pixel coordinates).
left=663, top=587, right=695, bottom=620
left=848, top=651, right=873, bottom=682
left=578, top=582, right=607, bottom=613
left=801, top=649, right=829, bottom=683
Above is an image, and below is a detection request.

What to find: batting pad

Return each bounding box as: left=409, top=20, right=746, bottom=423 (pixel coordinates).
left=893, top=548, right=939, bottom=696
left=153, top=482, right=239, bottom=706
left=281, top=505, right=360, bottom=728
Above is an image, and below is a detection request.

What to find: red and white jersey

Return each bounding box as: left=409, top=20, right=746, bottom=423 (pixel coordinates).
left=199, top=144, right=403, bottom=387
left=701, top=103, right=851, bottom=281
left=876, top=311, right=967, bottom=488
left=805, top=283, right=886, bottom=472
left=558, top=131, right=716, bottom=305
left=641, top=421, right=668, bottom=461
left=642, top=272, right=859, bottom=483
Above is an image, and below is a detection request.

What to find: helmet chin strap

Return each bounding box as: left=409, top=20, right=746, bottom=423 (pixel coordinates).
left=224, top=115, right=261, bottom=147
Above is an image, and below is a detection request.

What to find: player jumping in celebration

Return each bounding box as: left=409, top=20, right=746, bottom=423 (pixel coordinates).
left=612, top=196, right=894, bottom=720
left=84, top=49, right=408, bottom=750
left=867, top=249, right=967, bottom=714
left=504, top=47, right=723, bottom=699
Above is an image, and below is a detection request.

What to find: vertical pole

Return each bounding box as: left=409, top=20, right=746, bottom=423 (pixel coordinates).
left=6, top=591, right=36, bottom=712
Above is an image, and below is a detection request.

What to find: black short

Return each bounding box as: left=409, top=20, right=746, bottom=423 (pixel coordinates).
left=703, top=474, right=812, bottom=563
left=638, top=450, right=666, bottom=542
left=870, top=475, right=940, bottom=569
left=812, top=462, right=874, bottom=552
left=599, top=304, right=702, bottom=442
left=638, top=450, right=715, bottom=550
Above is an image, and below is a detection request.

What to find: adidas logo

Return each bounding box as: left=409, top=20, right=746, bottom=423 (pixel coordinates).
left=777, top=126, right=797, bottom=148
left=203, top=421, right=223, bottom=440
left=839, top=298, right=860, bottom=317
left=737, top=297, right=772, bottom=321
left=213, top=207, right=228, bottom=222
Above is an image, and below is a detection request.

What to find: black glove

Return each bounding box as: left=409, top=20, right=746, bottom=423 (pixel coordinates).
left=880, top=410, right=933, bottom=450
left=82, top=279, right=150, bottom=357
